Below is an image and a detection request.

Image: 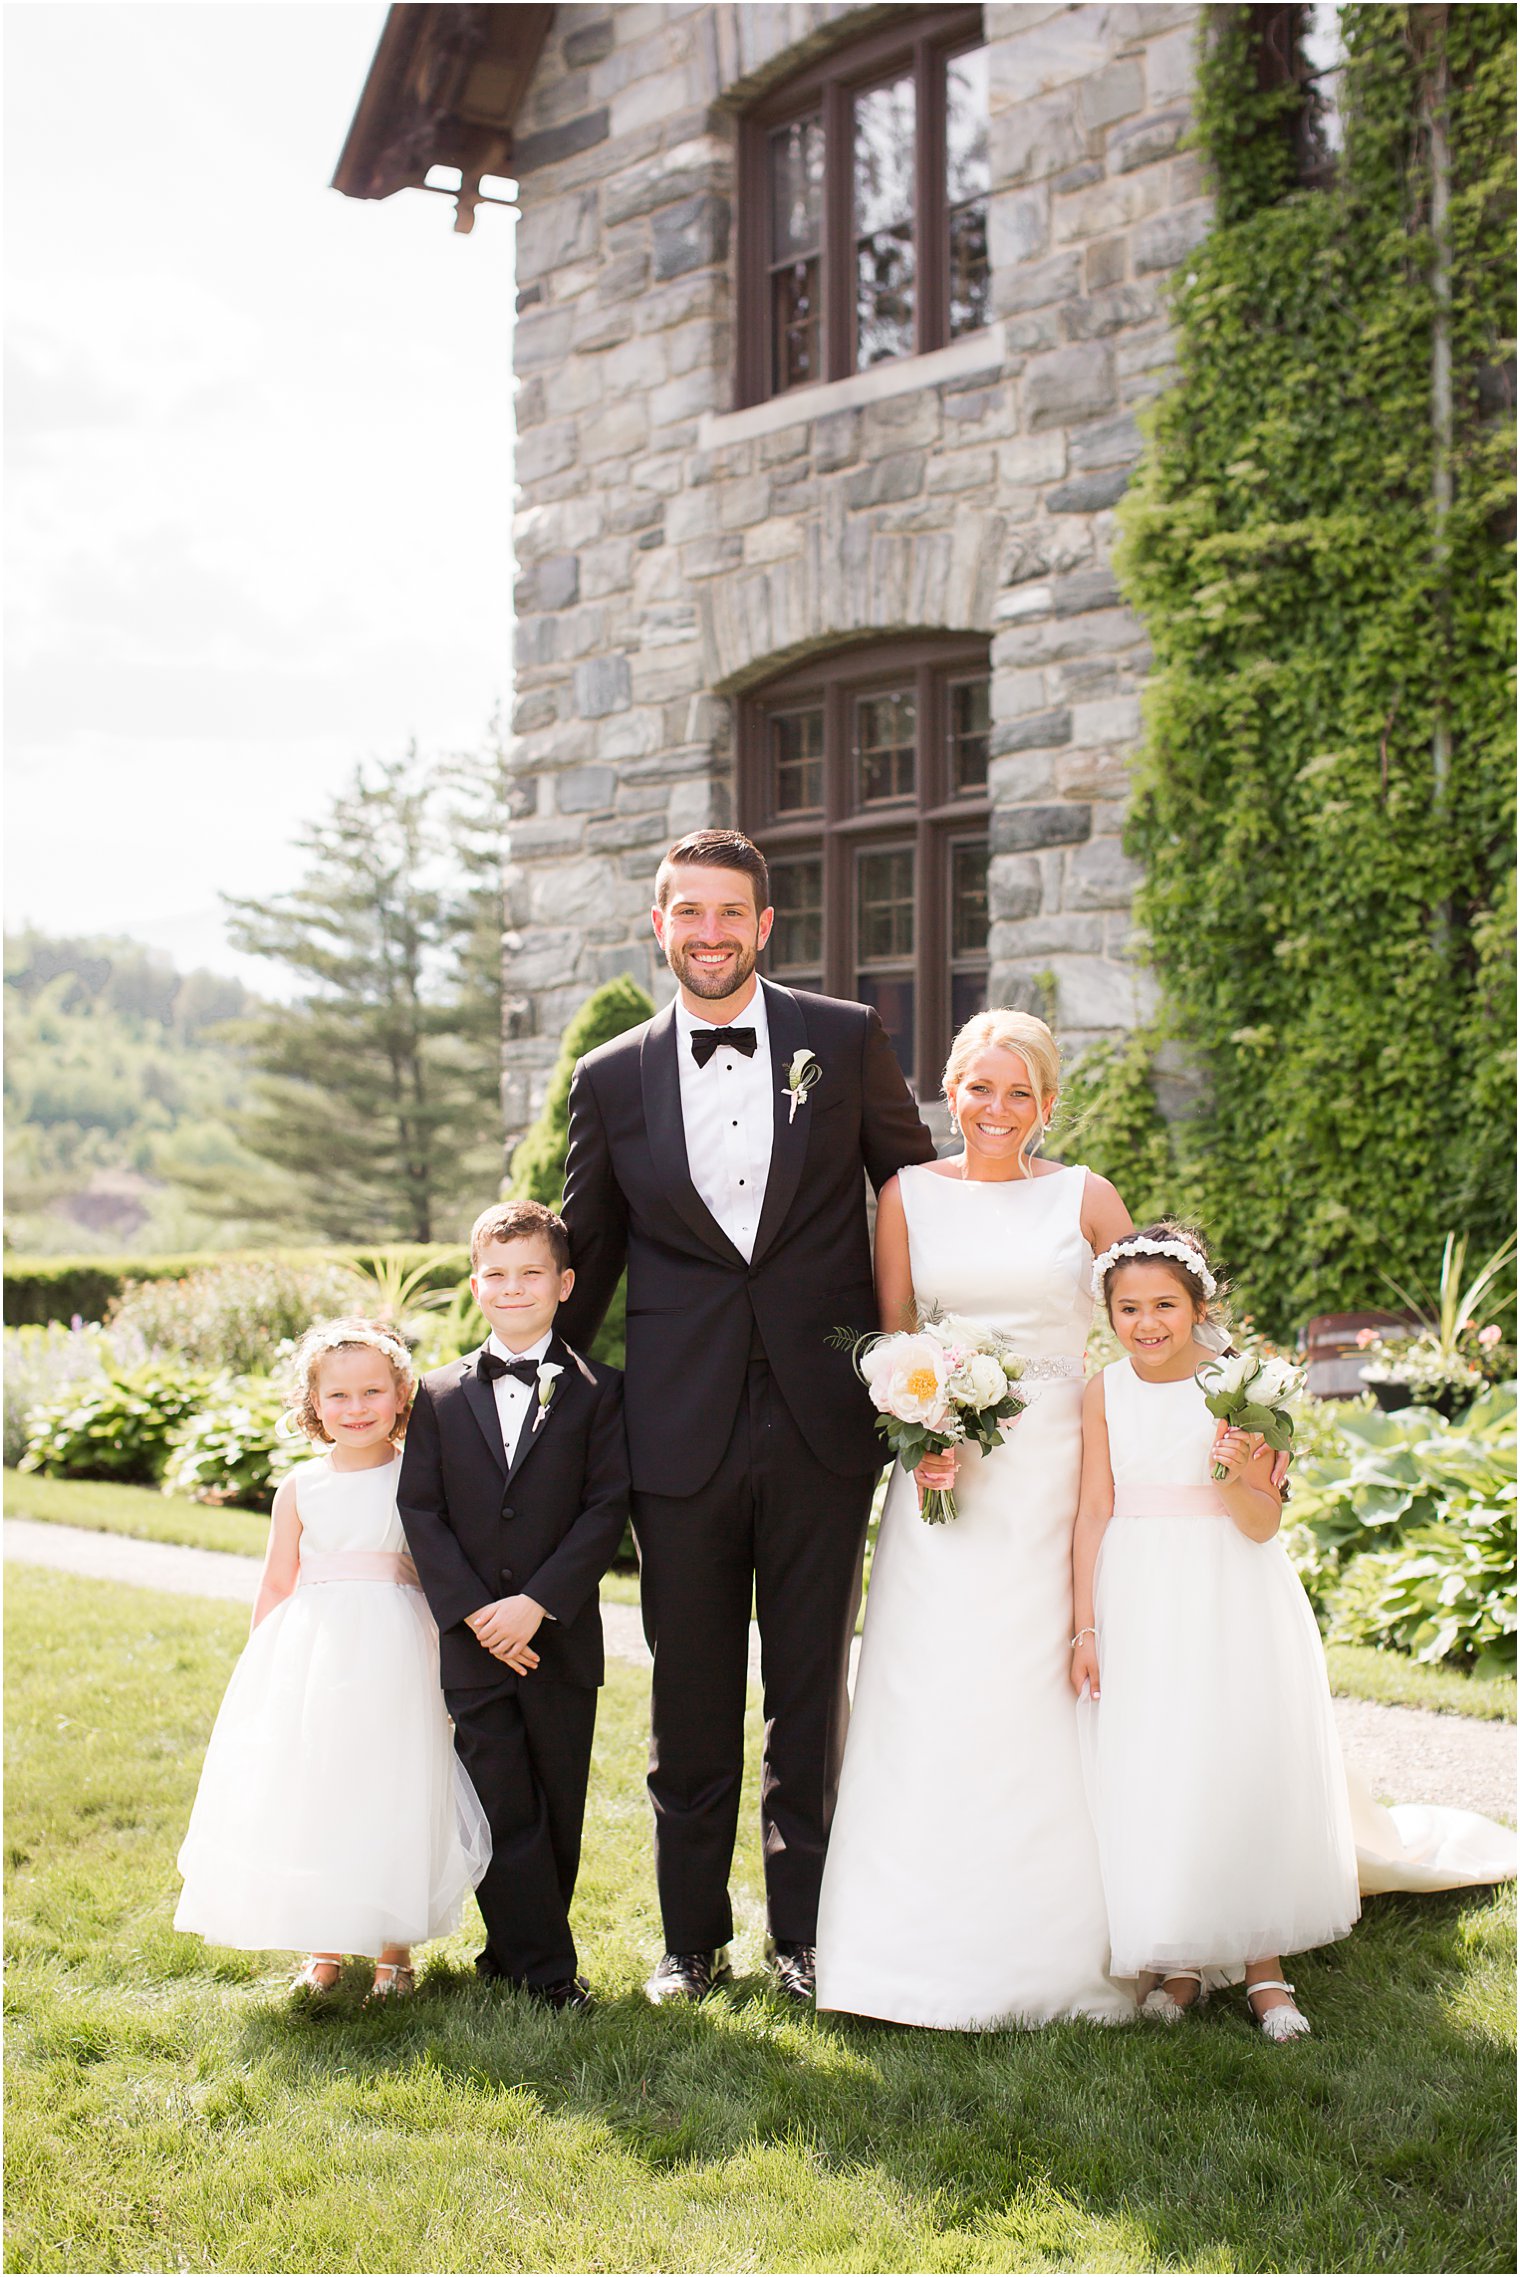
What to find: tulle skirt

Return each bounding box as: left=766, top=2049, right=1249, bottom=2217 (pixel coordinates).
left=176, top=1580, right=490, bottom=1957
left=1080, top=1516, right=1361, bottom=1978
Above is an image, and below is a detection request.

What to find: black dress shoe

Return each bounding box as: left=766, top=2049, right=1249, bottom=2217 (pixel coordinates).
left=528, top=1976, right=594, bottom=2012
left=645, top=1948, right=732, bottom=2004
left=766, top=1942, right=816, bottom=2002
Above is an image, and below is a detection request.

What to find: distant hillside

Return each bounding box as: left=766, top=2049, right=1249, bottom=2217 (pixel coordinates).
left=4, top=931, right=293, bottom=1253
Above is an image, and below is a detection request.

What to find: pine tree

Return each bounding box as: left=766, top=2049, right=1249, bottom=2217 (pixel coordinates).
left=222, top=748, right=503, bottom=1244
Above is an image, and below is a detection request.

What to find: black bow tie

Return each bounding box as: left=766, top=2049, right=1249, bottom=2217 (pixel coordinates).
left=690, top=1025, right=757, bottom=1068
left=479, top=1351, right=541, bottom=1388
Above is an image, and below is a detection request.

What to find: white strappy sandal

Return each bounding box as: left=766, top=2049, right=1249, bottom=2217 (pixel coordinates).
left=1246, top=1978, right=1311, bottom=2041
left=1139, top=1968, right=1207, bottom=2022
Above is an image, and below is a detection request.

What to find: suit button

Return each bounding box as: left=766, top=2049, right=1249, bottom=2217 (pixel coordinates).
left=501, top=1506, right=515, bottom=1521
left=500, top=1568, right=514, bottom=1586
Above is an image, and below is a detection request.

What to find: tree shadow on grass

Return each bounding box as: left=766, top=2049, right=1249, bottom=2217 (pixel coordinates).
left=230, top=1888, right=1516, bottom=2275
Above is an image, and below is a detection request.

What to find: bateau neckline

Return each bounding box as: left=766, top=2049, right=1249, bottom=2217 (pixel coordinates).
left=322, top=1451, right=403, bottom=1474
left=1120, top=1360, right=1199, bottom=1386
left=915, top=1160, right=1081, bottom=1188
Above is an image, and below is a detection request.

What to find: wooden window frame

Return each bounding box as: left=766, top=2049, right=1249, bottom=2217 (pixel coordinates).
left=737, top=6, right=987, bottom=409
left=740, top=636, right=991, bottom=1096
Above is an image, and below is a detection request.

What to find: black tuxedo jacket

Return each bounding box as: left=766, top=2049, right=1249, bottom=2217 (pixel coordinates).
left=557, top=980, right=935, bottom=1499
left=397, top=1334, right=629, bottom=1692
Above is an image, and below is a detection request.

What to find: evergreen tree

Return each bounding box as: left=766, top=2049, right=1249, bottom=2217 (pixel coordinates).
left=222, top=748, right=503, bottom=1245
left=509, top=975, right=655, bottom=1205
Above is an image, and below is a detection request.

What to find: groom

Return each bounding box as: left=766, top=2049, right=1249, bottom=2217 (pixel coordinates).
left=558, top=829, right=935, bottom=2002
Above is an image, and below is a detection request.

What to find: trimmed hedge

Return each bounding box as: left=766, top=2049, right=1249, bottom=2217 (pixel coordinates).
left=2, top=1246, right=465, bottom=1328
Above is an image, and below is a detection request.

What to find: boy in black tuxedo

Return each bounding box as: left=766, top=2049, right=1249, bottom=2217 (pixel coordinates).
left=399, top=1199, right=629, bottom=2008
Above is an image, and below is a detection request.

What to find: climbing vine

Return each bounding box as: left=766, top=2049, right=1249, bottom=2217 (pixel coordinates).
left=1082, top=3, right=1515, bottom=1337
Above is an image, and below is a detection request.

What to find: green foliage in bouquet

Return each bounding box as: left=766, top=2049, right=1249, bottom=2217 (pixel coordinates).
left=161, top=1375, right=299, bottom=1513
left=1074, top=5, right=1517, bottom=1338
left=20, top=1366, right=215, bottom=1486
left=1284, top=1388, right=1516, bottom=1672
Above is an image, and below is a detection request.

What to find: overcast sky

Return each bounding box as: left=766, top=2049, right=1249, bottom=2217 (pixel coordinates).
left=5, top=1, right=516, bottom=989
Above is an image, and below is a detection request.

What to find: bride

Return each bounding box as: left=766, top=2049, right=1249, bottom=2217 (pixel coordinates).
left=815, top=1008, right=1136, bottom=2028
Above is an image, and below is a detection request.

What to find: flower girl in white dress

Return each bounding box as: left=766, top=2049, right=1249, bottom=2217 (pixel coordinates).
left=1070, top=1228, right=1360, bottom=2041
left=175, top=1320, right=489, bottom=1997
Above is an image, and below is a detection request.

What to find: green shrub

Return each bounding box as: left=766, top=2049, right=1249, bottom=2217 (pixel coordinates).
left=106, top=1257, right=361, bottom=1375
left=509, top=976, right=654, bottom=1207
left=1283, top=1388, right=1517, bottom=1671
left=3, top=1323, right=113, bottom=1467
left=161, top=1375, right=300, bottom=1512
left=2, top=1245, right=463, bottom=1328
left=20, top=1366, right=215, bottom=1485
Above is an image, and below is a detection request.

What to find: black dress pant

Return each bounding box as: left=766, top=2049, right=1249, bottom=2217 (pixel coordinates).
left=633, top=1348, right=874, bottom=1952
left=445, top=1675, right=597, bottom=1987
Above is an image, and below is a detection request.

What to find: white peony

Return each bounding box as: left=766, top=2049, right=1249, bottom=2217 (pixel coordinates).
left=959, top=1352, right=1010, bottom=1410
left=861, top=1333, right=952, bottom=1430
left=1251, top=1354, right=1301, bottom=1407
left=1202, top=1351, right=1255, bottom=1398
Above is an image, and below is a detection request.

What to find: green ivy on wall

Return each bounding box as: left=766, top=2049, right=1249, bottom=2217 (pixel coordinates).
left=1082, top=3, right=1515, bottom=1337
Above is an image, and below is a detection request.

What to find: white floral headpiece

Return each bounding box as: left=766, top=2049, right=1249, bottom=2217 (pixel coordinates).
left=1092, top=1235, right=1217, bottom=1298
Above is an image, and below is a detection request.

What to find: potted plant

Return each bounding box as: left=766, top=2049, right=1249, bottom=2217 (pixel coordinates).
left=1356, top=1233, right=1516, bottom=1418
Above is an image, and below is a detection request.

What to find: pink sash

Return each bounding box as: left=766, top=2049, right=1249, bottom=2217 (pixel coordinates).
left=1111, top=1484, right=1230, bottom=1520
left=298, top=1549, right=420, bottom=1587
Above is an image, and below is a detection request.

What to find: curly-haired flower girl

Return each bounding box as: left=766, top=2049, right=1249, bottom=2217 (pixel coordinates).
left=1070, top=1227, right=1359, bottom=2041
left=175, top=1320, right=489, bottom=1996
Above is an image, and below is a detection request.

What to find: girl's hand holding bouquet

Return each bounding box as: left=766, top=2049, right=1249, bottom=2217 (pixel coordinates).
left=834, top=1311, right=1029, bottom=1524
left=1195, top=1350, right=1304, bottom=1482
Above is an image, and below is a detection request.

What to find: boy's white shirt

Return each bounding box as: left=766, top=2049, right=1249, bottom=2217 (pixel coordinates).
left=486, top=1328, right=554, bottom=1467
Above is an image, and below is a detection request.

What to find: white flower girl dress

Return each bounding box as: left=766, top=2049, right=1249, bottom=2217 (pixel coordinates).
left=176, top=1452, right=489, bottom=1958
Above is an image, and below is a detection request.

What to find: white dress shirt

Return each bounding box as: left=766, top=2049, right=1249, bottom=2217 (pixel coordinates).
left=674, top=983, right=775, bottom=1262
left=485, top=1328, right=554, bottom=1470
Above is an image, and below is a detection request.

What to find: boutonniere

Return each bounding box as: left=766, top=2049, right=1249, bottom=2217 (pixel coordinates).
left=782, top=1048, right=822, bottom=1124
left=532, top=1361, right=564, bottom=1432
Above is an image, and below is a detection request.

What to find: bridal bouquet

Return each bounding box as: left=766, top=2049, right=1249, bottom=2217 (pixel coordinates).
left=1195, top=1348, right=1304, bottom=1480
left=834, top=1311, right=1029, bottom=1524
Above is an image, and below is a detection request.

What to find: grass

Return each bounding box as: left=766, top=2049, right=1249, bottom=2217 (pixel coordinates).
left=6, top=1565, right=1516, bottom=2274
left=8, top=1469, right=1513, bottom=1719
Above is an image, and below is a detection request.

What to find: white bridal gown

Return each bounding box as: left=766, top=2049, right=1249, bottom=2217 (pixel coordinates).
left=816, top=1161, right=1133, bottom=2029
left=176, top=1454, right=490, bottom=1958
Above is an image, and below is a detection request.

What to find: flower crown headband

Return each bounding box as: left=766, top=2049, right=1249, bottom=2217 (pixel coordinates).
left=1092, top=1235, right=1218, bottom=1298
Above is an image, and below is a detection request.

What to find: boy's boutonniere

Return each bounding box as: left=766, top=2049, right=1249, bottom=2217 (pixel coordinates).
left=532, top=1361, right=564, bottom=1432
left=783, top=1048, right=822, bottom=1124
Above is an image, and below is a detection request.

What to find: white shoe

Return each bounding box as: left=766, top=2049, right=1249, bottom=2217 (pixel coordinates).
left=1247, top=1978, right=1310, bottom=2041
left=1139, top=1969, right=1206, bottom=2023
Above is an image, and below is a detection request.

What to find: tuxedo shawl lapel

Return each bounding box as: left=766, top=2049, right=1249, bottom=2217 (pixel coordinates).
left=502, top=1331, right=573, bottom=1495
left=458, top=1345, right=509, bottom=1479
left=749, top=980, right=809, bottom=1268
left=638, top=1000, right=747, bottom=1266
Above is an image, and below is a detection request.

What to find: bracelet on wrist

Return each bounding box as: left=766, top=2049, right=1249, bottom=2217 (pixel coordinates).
left=1070, top=1626, right=1096, bottom=1649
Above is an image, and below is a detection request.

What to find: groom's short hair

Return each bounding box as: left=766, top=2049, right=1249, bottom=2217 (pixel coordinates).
left=655, top=830, right=770, bottom=914
left=469, top=1199, right=571, bottom=1273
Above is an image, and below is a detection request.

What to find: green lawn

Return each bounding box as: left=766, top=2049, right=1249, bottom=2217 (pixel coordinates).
left=7, top=1470, right=1513, bottom=1718
left=5, top=1564, right=1515, bottom=2274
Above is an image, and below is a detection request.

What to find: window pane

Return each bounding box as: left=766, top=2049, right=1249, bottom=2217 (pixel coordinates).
left=854, top=689, right=916, bottom=805
left=857, top=845, right=915, bottom=962
left=951, top=967, right=987, bottom=1034
left=772, top=260, right=821, bottom=392
left=858, top=974, right=916, bottom=1085
left=950, top=840, right=989, bottom=957
left=948, top=201, right=990, bottom=339
left=950, top=677, right=990, bottom=792
left=772, top=707, right=824, bottom=813
left=854, top=75, right=916, bottom=367
left=770, top=115, right=824, bottom=257
left=770, top=855, right=824, bottom=971
left=945, top=46, right=989, bottom=205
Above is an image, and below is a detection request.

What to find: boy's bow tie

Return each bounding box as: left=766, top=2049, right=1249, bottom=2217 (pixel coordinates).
left=479, top=1351, right=541, bottom=1387
left=690, top=1025, right=756, bottom=1066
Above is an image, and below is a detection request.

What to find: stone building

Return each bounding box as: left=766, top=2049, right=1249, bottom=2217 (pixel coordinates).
left=337, top=1, right=1219, bottom=1140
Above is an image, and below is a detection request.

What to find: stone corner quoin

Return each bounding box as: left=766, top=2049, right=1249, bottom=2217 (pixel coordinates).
left=505, top=1, right=1207, bottom=1133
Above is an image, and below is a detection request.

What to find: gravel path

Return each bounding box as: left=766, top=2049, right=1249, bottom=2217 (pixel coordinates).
left=8, top=1519, right=1513, bottom=1822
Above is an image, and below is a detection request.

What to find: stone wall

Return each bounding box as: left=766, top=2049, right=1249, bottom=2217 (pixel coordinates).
left=505, top=0, right=1207, bottom=1138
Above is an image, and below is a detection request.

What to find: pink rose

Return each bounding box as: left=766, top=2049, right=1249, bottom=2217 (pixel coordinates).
left=1479, top=1324, right=1502, bottom=1349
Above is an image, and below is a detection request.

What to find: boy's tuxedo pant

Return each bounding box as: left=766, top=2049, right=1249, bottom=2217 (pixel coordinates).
left=633, top=1344, right=875, bottom=1953
left=444, top=1675, right=597, bottom=1987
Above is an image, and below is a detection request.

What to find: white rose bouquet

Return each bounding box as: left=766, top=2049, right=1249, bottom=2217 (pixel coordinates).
left=832, top=1309, right=1029, bottom=1524
left=1195, top=1348, right=1304, bottom=1479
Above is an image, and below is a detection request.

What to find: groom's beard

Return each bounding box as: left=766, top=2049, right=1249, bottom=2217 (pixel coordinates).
left=666, top=938, right=758, bottom=1003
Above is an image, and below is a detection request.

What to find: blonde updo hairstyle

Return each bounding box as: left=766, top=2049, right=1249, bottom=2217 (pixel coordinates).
left=942, top=1010, right=1062, bottom=1171
left=286, top=1317, right=416, bottom=1447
